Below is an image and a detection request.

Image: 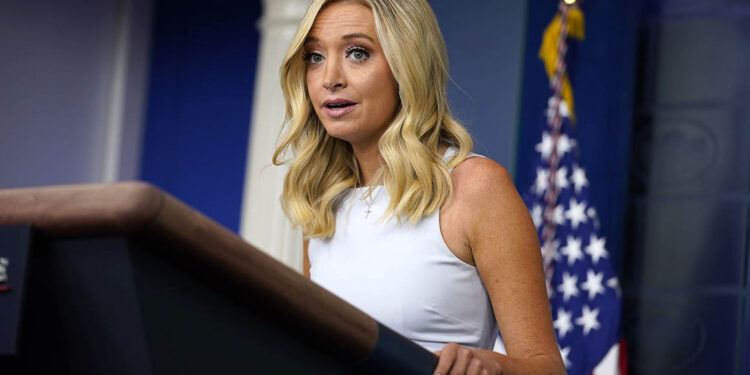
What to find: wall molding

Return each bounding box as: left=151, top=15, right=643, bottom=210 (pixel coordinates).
left=240, top=0, right=309, bottom=272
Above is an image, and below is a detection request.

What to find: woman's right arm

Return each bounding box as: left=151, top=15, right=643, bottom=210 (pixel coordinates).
left=303, top=238, right=311, bottom=279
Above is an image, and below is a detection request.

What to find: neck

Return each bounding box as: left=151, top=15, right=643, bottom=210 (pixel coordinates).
left=351, top=141, right=382, bottom=187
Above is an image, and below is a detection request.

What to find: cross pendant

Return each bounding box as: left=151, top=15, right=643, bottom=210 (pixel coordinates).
left=364, top=208, right=372, bottom=218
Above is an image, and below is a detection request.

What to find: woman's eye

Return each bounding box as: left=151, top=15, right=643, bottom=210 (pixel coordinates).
left=306, top=53, right=324, bottom=65
left=347, top=48, right=370, bottom=62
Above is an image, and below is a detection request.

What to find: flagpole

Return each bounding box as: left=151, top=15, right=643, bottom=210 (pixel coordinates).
left=540, top=0, right=573, bottom=291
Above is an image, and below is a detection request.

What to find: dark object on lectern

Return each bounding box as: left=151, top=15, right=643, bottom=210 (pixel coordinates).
left=0, top=183, right=438, bottom=375
left=0, top=225, right=32, bottom=357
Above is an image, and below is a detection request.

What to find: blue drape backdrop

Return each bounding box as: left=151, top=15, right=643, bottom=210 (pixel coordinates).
left=140, top=0, right=261, bottom=233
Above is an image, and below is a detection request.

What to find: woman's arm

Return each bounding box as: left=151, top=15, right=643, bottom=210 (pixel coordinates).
left=434, top=157, right=565, bottom=375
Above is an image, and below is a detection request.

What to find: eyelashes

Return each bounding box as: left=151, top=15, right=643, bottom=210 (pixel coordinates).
left=303, top=52, right=324, bottom=65
left=345, top=46, right=370, bottom=62
left=303, top=45, right=371, bottom=66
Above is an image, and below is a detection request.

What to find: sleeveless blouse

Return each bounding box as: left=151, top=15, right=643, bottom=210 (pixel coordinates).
left=308, top=147, right=498, bottom=352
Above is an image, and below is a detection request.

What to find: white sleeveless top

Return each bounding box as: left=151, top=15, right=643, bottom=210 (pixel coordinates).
left=309, top=147, right=498, bottom=352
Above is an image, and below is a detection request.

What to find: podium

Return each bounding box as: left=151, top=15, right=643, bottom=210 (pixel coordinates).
left=0, top=183, right=437, bottom=374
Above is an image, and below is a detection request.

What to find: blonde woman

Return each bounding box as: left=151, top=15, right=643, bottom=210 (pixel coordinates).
left=273, top=0, right=565, bottom=374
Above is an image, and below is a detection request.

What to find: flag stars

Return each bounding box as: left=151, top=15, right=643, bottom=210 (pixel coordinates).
left=585, top=234, right=609, bottom=264
left=565, top=198, right=588, bottom=229
left=581, top=269, right=605, bottom=300
left=561, top=235, right=584, bottom=265
left=546, top=97, right=560, bottom=123
left=542, top=239, right=561, bottom=265
left=559, top=346, right=572, bottom=369
left=552, top=204, right=566, bottom=226
left=534, top=168, right=550, bottom=194
left=559, top=99, right=571, bottom=119
left=556, top=166, right=570, bottom=190
left=554, top=308, right=574, bottom=339
left=607, top=277, right=621, bottom=297
left=535, top=132, right=574, bottom=161
left=575, top=305, right=601, bottom=335
left=556, top=134, right=575, bottom=157
left=536, top=132, right=554, bottom=160
left=587, top=207, right=601, bottom=230
left=587, top=207, right=597, bottom=219
left=531, top=204, right=543, bottom=229
left=557, top=272, right=579, bottom=302
left=527, top=88, right=622, bottom=368
left=546, top=98, right=571, bottom=121
left=571, top=165, right=589, bottom=193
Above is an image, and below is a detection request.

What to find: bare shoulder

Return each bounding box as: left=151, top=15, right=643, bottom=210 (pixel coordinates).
left=448, top=155, right=537, bottom=256
left=440, top=156, right=519, bottom=266
left=451, top=156, right=518, bottom=207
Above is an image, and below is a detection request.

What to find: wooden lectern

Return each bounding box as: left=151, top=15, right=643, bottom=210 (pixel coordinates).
left=0, top=183, right=437, bottom=374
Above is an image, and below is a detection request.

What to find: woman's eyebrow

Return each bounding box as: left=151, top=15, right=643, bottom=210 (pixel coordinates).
left=304, top=33, right=375, bottom=44
left=342, top=33, right=375, bottom=42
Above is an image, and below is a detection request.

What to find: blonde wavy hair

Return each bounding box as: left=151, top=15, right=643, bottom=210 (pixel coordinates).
left=273, top=0, right=474, bottom=238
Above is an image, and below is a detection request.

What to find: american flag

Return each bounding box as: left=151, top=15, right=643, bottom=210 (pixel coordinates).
left=522, top=2, right=623, bottom=374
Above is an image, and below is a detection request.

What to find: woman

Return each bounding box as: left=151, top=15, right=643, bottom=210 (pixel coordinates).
left=273, top=0, right=565, bottom=374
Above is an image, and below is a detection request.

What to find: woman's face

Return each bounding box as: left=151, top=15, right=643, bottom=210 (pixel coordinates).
left=304, top=0, right=399, bottom=149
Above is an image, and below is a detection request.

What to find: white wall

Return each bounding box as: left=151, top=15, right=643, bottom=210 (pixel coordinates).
left=0, top=0, right=152, bottom=189
left=240, top=0, right=308, bottom=271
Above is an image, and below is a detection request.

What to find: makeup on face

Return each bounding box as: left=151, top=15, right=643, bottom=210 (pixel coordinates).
left=304, top=1, right=399, bottom=150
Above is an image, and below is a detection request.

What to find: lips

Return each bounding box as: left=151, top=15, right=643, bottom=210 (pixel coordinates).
left=322, top=98, right=358, bottom=118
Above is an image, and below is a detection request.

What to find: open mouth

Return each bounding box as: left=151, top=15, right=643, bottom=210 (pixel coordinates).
left=324, top=100, right=356, bottom=109
left=326, top=103, right=354, bottom=109
left=322, top=100, right=357, bottom=117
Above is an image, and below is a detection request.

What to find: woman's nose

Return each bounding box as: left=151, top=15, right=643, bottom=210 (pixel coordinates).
left=322, top=60, right=346, bottom=90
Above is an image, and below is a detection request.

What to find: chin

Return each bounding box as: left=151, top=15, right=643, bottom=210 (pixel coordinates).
left=319, top=117, right=383, bottom=148
left=321, top=122, right=359, bottom=143
left=324, top=130, right=359, bottom=145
